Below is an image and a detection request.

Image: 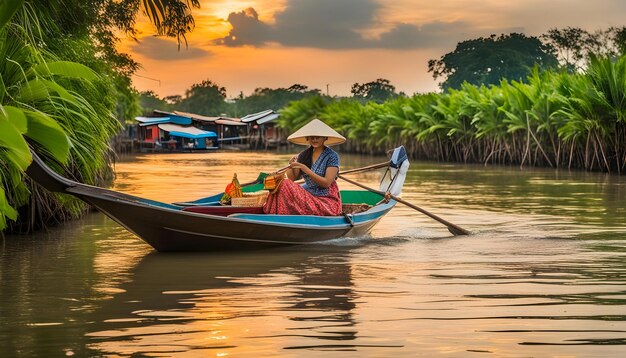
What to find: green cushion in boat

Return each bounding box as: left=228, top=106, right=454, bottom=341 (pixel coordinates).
left=243, top=174, right=383, bottom=206
left=242, top=172, right=268, bottom=193
left=340, top=190, right=383, bottom=205
left=242, top=183, right=265, bottom=193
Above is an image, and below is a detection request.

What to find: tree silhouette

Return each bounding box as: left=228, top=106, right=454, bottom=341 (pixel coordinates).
left=428, top=33, right=558, bottom=90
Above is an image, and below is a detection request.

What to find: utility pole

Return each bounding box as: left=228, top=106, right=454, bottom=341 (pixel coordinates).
left=326, top=83, right=329, bottom=96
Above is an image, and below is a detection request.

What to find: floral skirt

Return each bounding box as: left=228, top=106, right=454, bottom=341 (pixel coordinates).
left=263, top=179, right=342, bottom=216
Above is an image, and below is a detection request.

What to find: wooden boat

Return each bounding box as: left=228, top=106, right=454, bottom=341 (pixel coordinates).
left=26, top=147, right=409, bottom=252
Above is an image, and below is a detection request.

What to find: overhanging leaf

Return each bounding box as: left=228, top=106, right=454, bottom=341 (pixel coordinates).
left=17, top=79, right=50, bottom=102
left=35, top=61, right=98, bottom=82
left=24, top=110, right=70, bottom=164
left=0, top=0, right=24, bottom=31
left=0, top=116, right=31, bottom=170
left=40, top=79, right=75, bottom=101
left=1, top=105, right=27, bottom=133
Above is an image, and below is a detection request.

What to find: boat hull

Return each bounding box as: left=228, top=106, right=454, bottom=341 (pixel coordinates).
left=67, top=186, right=392, bottom=251
left=26, top=148, right=398, bottom=252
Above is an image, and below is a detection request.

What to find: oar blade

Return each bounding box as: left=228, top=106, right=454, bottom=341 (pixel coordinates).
left=447, top=226, right=470, bottom=236
left=338, top=173, right=471, bottom=236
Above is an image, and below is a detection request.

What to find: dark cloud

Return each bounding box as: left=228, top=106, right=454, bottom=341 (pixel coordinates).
left=133, top=36, right=211, bottom=61
left=377, top=21, right=477, bottom=49
left=217, top=8, right=272, bottom=47
left=271, top=0, right=379, bottom=48
left=214, top=0, right=490, bottom=50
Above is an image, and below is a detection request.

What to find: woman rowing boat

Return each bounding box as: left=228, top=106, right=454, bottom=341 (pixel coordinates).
left=263, top=119, right=346, bottom=215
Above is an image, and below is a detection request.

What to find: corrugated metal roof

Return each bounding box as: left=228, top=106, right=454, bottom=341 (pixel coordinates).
left=240, top=109, right=275, bottom=123
left=135, top=117, right=171, bottom=126
left=256, top=113, right=280, bottom=124
left=173, top=111, right=217, bottom=122
left=215, top=119, right=247, bottom=126
left=136, top=113, right=192, bottom=126
left=158, top=124, right=217, bottom=139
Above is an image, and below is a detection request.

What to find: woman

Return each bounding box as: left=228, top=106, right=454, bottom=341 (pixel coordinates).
left=263, top=119, right=345, bottom=215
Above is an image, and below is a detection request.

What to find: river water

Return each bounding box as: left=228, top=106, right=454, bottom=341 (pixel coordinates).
left=2, top=151, right=626, bottom=357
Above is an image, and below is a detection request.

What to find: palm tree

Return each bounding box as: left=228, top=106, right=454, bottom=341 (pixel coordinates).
left=460, top=84, right=508, bottom=164
left=279, top=96, right=329, bottom=131
left=557, top=69, right=613, bottom=171
left=585, top=55, right=626, bottom=173
left=369, top=97, right=410, bottom=151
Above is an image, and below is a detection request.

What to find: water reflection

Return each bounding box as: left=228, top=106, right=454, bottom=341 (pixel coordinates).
left=0, top=213, right=149, bottom=357
left=85, top=247, right=381, bottom=356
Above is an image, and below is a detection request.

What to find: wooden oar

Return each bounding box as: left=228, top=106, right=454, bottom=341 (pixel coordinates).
left=256, top=161, right=390, bottom=186
left=337, top=174, right=471, bottom=236
left=340, top=162, right=389, bottom=175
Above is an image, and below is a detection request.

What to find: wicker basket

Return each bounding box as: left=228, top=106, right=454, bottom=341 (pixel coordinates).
left=341, top=203, right=372, bottom=214
left=231, top=190, right=269, bottom=207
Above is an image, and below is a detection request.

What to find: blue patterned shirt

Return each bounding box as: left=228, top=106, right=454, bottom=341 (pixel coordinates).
left=302, top=147, right=340, bottom=196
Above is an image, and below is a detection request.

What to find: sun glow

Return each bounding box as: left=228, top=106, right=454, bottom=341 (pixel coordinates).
left=119, top=0, right=626, bottom=98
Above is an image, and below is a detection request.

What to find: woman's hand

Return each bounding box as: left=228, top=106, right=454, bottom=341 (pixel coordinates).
left=286, top=156, right=303, bottom=180
left=289, top=161, right=308, bottom=172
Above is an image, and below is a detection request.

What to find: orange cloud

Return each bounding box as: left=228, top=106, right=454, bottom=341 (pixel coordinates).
left=121, top=0, right=626, bottom=98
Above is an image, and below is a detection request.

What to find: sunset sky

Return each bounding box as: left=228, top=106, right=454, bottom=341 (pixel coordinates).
left=119, top=0, right=626, bottom=98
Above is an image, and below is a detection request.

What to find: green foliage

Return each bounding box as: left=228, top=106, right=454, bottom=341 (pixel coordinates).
left=542, top=27, right=588, bottom=72
left=281, top=55, right=626, bottom=174
left=176, top=79, right=227, bottom=116
left=139, top=90, right=172, bottom=114
left=139, top=0, right=200, bottom=45
left=278, top=96, right=329, bottom=130
left=0, top=187, right=17, bottom=229
left=139, top=83, right=325, bottom=120
left=0, top=2, right=122, bottom=232
left=428, top=33, right=559, bottom=90
left=587, top=54, right=626, bottom=122
left=114, top=77, right=141, bottom=123
left=0, top=0, right=24, bottom=30
left=351, top=78, right=400, bottom=104
left=230, top=84, right=321, bottom=117
left=543, top=26, right=626, bottom=72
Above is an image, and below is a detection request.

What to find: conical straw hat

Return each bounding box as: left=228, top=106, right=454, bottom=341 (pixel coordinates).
left=287, top=119, right=346, bottom=146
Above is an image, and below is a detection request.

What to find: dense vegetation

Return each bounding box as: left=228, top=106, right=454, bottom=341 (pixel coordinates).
left=278, top=55, right=626, bottom=174
left=428, top=33, right=559, bottom=90
left=139, top=83, right=327, bottom=117
left=0, top=0, right=198, bottom=233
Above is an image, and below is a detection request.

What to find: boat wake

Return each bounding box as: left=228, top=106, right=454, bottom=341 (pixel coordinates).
left=315, top=235, right=374, bottom=247
left=312, top=226, right=457, bottom=248
left=316, top=233, right=430, bottom=248
left=388, top=227, right=449, bottom=239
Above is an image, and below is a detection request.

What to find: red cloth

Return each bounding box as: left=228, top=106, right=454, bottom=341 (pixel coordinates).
left=182, top=206, right=263, bottom=216
left=263, top=179, right=342, bottom=216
